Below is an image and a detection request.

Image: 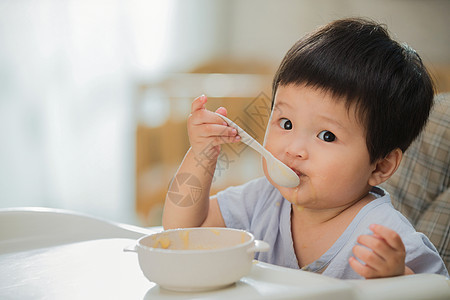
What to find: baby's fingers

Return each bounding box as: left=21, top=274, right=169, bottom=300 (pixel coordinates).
left=351, top=225, right=407, bottom=278
left=349, top=256, right=378, bottom=279
left=191, top=94, right=207, bottom=113
left=369, top=224, right=405, bottom=252
left=215, top=106, right=227, bottom=116
left=352, top=244, right=385, bottom=270
left=196, top=123, right=239, bottom=141
left=357, top=234, right=392, bottom=259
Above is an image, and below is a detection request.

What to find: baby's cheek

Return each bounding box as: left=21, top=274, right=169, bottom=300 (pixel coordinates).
left=307, top=180, right=318, bottom=204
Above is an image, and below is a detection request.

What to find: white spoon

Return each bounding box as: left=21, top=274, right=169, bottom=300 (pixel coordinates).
left=215, top=112, right=300, bottom=188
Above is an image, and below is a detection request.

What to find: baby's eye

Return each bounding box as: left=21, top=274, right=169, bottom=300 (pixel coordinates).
left=317, top=130, right=336, bottom=142
left=279, top=118, right=292, bottom=130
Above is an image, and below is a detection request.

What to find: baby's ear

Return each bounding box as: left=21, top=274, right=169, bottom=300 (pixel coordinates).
left=368, top=148, right=403, bottom=186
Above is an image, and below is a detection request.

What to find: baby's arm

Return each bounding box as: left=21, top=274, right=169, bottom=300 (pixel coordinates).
left=162, top=95, right=240, bottom=229
left=349, top=224, right=414, bottom=278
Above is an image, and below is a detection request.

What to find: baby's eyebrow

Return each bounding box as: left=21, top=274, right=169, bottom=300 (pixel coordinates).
left=273, top=101, right=292, bottom=113
left=317, top=115, right=345, bottom=130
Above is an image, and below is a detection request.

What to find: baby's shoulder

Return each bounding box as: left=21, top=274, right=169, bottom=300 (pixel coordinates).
left=351, top=190, right=416, bottom=234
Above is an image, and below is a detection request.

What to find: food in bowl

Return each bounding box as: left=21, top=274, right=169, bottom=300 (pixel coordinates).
left=124, top=227, right=270, bottom=291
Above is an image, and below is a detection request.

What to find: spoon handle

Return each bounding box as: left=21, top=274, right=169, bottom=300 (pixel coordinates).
left=214, top=113, right=270, bottom=159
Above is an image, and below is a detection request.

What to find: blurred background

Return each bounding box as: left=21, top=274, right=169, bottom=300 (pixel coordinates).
left=1, top=0, right=449, bottom=226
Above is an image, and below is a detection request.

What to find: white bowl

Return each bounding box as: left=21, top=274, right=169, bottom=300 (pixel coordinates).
left=124, top=227, right=270, bottom=291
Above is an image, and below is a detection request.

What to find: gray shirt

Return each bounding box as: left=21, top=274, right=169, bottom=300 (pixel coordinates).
left=217, top=177, right=448, bottom=279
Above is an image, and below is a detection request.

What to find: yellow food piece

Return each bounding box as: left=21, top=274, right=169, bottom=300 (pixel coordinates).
left=209, top=229, right=221, bottom=235
left=294, top=204, right=304, bottom=212
left=154, top=237, right=171, bottom=249
left=179, top=230, right=190, bottom=249
left=285, top=186, right=299, bottom=204
left=241, top=232, right=247, bottom=243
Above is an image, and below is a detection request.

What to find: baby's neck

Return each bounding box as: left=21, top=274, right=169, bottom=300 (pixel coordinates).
left=291, top=192, right=375, bottom=227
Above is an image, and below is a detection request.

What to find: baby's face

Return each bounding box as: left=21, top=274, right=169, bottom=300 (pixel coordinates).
left=263, top=84, right=376, bottom=210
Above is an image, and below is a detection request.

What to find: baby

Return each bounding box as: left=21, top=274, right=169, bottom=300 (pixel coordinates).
left=162, top=18, right=448, bottom=279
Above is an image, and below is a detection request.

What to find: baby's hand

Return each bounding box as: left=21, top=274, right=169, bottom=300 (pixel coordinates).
left=187, top=95, right=240, bottom=161
left=349, top=224, right=411, bottom=278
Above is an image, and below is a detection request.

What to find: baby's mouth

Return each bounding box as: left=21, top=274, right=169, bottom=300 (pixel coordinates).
left=290, top=167, right=303, bottom=178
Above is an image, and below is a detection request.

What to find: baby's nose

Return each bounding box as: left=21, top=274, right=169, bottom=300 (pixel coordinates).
left=286, top=139, right=308, bottom=159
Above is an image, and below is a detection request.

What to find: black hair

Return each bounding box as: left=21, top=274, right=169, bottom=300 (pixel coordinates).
left=272, top=18, right=434, bottom=162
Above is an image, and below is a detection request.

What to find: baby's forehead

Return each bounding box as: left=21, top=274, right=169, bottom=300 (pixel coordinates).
left=273, top=84, right=356, bottom=110
left=272, top=84, right=367, bottom=128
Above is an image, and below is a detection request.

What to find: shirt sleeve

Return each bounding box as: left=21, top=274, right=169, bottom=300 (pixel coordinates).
left=405, top=232, right=449, bottom=276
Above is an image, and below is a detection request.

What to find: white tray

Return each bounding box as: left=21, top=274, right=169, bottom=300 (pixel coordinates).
left=1, top=207, right=448, bottom=299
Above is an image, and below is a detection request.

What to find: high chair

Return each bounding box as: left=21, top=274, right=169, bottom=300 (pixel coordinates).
left=381, top=93, right=449, bottom=270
